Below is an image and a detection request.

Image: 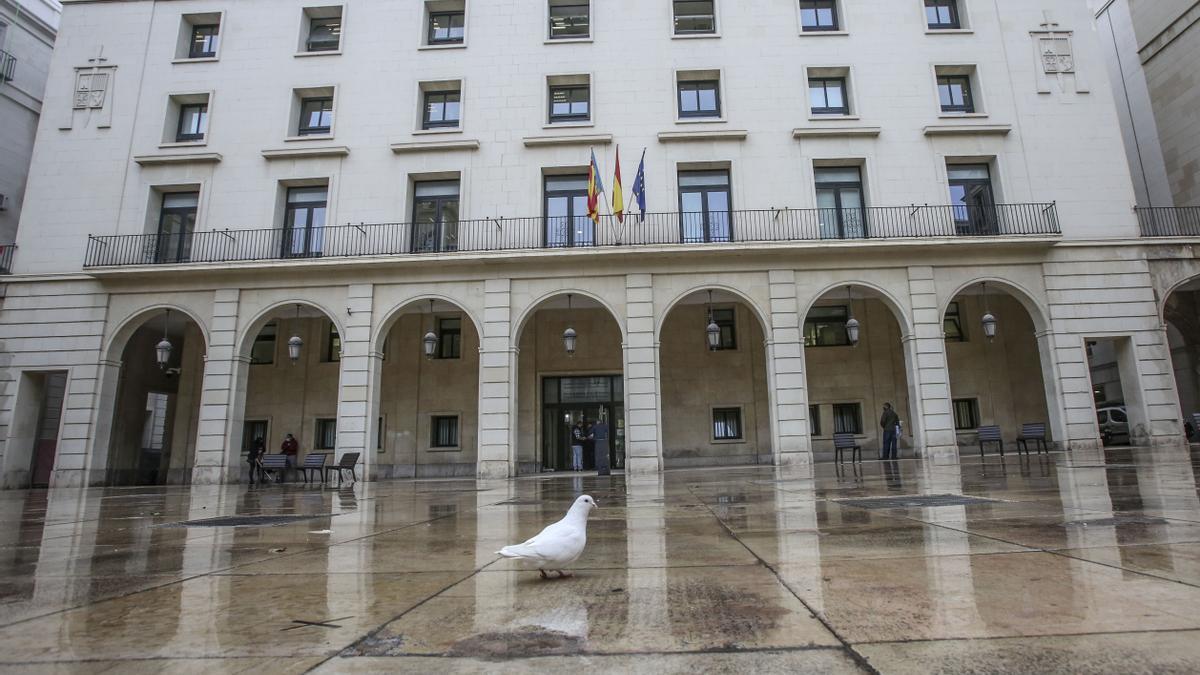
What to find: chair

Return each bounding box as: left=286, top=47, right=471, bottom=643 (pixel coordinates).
left=833, top=433, right=862, bottom=464
left=260, top=454, right=289, bottom=482
left=1016, top=423, right=1048, bottom=455
left=977, top=425, right=1004, bottom=458
left=325, top=452, right=361, bottom=487
left=299, top=453, right=328, bottom=483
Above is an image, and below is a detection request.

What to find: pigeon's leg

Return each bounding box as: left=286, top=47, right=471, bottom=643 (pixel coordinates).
left=539, top=569, right=549, bottom=579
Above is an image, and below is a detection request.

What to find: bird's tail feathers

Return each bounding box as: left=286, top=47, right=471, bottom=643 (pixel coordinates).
left=496, top=544, right=537, bottom=559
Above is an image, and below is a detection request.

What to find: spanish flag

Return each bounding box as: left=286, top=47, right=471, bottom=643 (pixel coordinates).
left=587, top=149, right=605, bottom=224
left=612, top=146, right=625, bottom=224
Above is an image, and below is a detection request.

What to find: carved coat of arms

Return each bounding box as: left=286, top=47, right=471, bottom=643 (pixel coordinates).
left=73, top=72, right=109, bottom=109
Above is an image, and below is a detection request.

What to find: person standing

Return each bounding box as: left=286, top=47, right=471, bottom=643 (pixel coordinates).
left=280, top=433, right=299, bottom=482
left=880, top=403, right=900, bottom=460
left=591, top=413, right=611, bottom=476
left=247, top=436, right=266, bottom=485
left=570, top=419, right=586, bottom=472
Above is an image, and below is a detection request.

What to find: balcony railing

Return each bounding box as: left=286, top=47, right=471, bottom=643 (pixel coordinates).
left=0, top=50, right=15, bottom=83
left=1136, top=207, right=1200, bottom=237
left=83, top=203, right=1060, bottom=268
left=0, top=245, right=14, bottom=275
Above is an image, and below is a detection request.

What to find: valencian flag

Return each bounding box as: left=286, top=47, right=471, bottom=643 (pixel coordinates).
left=612, top=146, right=625, bottom=224
left=587, top=149, right=605, bottom=224
left=631, top=148, right=647, bottom=223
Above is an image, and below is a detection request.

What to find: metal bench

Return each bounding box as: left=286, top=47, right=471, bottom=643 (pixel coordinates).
left=977, top=425, right=1004, bottom=458
left=833, top=433, right=862, bottom=464
left=260, top=454, right=290, bottom=482
left=325, top=452, right=360, bottom=487
left=1016, top=423, right=1048, bottom=455
left=299, top=453, right=328, bottom=483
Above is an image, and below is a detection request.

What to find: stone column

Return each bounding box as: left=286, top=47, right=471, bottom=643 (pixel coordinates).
left=478, top=278, right=515, bottom=479
left=57, top=361, right=113, bottom=487
left=192, top=289, right=241, bottom=485
left=624, top=274, right=661, bottom=474
left=906, top=266, right=957, bottom=458
left=768, top=270, right=810, bottom=464
left=335, top=284, right=374, bottom=476
left=1046, top=331, right=1104, bottom=450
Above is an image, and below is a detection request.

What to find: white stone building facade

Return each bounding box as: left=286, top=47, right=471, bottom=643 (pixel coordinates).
left=2, top=0, right=1200, bottom=488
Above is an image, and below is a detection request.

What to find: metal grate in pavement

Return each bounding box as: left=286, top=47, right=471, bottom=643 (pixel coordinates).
left=836, top=494, right=1001, bottom=509
left=164, top=514, right=331, bottom=528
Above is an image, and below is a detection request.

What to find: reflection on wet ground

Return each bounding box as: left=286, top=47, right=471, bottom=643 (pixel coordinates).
left=2, top=446, right=1200, bottom=673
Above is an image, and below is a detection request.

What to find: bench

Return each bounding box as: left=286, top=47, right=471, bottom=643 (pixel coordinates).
left=833, top=433, right=862, bottom=464
left=1016, top=423, right=1048, bottom=455
left=299, top=453, right=329, bottom=483
left=325, top=452, right=361, bottom=487
left=977, top=425, right=1003, bottom=458
left=260, top=454, right=290, bottom=482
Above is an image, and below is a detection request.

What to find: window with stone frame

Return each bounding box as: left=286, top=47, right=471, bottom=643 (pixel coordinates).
left=712, top=407, right=742, bottom=440
left=953, top=398, right=980, bottom=430
left=833, top=402, right=862, bottom=434
left=944, top=301, right=966, bottom=341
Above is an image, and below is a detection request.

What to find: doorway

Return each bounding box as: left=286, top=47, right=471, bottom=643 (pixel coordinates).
left=541, top=375, right=625, bottom=471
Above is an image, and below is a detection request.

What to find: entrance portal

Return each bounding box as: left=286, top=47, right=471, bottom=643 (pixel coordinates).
left=541, top=375, right=625, bottom=471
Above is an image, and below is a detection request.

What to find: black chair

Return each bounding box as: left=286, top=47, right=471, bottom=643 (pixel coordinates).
left=260, top=454, right=289, bottom=482
left=325, top=452, right=360, bottom=487
left=1016, top=423, right=1048, bottom=455
left=977, top=425, right=1004, bottom=457
left=833, top=433, right=862, bottom=464
left=299, top=453, right=329, bottom=483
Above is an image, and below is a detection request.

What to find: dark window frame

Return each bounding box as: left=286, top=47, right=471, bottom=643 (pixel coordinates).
left=315, top=418, right=337, bottom=449
left=804, top=305, right=850, bottom=347
left=548, top=84, right=591, bottom=123
left=809, top=404, right=822, bottom=437
left=543, top=174, right=593, bottom=248
left=815, top=166, right=867, bottom=239
left=428, top=11, right=465, bottom=44
left=799, top=0, right=840, bottom=32
left=548, top=2, right=591, bottom=39
left=710, top=307, right=737, bottom=350
left=948, top=163, right=997, bottom=235
left=175, top=102, right=208, bottom=142
left=925, top=0, right=961, bottom=29
left=155, top=191, right=199, bottom=264
left=411, top=181, right=461, bottom=253
left=832, top=402, right=862, bottom=435
left=422, top=89, right=462, bottom=129
left=306, top=16, right=342, bottom=52
left=431, top=415, right=460, bottom=448
left=242, top=419, right=269, bottom=456
left=298, top=96, right=334, bottom=136
left=944, top=301, right=966, bottom=341
left=324, top=321, right=342, bottom=362
left=678, top=169, right=733, bottom=243
left=188, top=23, right=220, bottom=59
left=282, top=185, right=328, bottom=258
left=937, top=74, right=975, bottom=113
left=673, top=0, right=716, bottom=35
left=677, top=79, right=721, bottom=118
left=809, top=77, right=849, bottom=115
left=953, top=398, right=980, bottom=430
left=712, top=407, right=743, bottom=440
left=251, top=323, right=277, bottom=365
left=437, top=317, right=462, bottom=359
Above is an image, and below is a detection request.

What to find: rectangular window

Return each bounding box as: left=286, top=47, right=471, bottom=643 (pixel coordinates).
left=175, top=103, right=208, bottom=142
left=677, top=79, right=721, bottom=118
left=808, top=77, right=848, bottom=115
left=283, top=186, right=328, bottom=258
left=809, top=404, right=822, bottom=436
left=544, top=174, right=593, bottom=247
left=315, top=418, right=337, bottom=449
left=937, top=74, right=974, bottom=113
left=242, top=420, right=268, bottom=457
left=804, top=305, right=850, bottom=347
left=307, top=16, right=342, bottom=52
left=377, top=416, right=385, bottom=450
left=428, top=11, right=465, bottom=44
left=189, top=24, right=220, bottom=58
left=925, top=0, right=960, bottom=29
left=815, top=166, right=866, bottom=239
left=432, top=415, right=460, bottom=447
left=953, top=398, right=980, bottom=430
left=155, top=191, right=199, bottom=264
left=549, top=84, right=590, bottom=123
left=833, top=402, right=862, bottom=435
left=549, top=1, right=590, bottom=39
left=948, top=163, right=997, bottom=235
left=437, top=317, right=462, bottom=359
left=713, top=407, right=742, bottom=440
left=298, top=96, right=333, bottom=135
left=251, top=323, right=277, bottom=364
left=800, top=0, right=839, bottom=31
left=944, top=301, right=966, bottom=341
left=678, top=170, right=731, bottom=243
left=423, top=90, right=461, bottom=129
left=412, top=180, right=460, bottom=253
left=325, top=321, right=342, bottom=362
left=674, top=0, right=716, bottom=34
left=711, top=307, right=736, bottom=350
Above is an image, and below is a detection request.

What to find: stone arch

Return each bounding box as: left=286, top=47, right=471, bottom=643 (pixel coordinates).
left=372, top=294, right=484, bottom=354
left=940, top=276, right=1051, bottom=335
left=512, top=288, right=627, bottom=345
left=103, top=303, right=211, bottom=364
left=800, top=280, right=914, bottom=338
left=656, top=284, right=773, bottom=337
left=235, top=299, right=348, bottom=360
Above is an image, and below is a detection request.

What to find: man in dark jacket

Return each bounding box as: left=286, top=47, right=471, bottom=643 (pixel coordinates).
left=247, top=437, right=266, bottom=485
left=880, top=403, right=900, bottom=460
left=279, top=433, right=299, bottom=482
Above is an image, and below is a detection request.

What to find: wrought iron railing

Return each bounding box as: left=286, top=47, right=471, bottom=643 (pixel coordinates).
left=83, top=203, right=1060, bottom=268
left=0, top=245, right=15, bottom=275
left=1136, top=207, right=1200, bottom=237
left=0, top=50, right=15, bottom=83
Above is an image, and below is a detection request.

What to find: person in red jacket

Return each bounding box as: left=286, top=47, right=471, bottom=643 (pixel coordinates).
left=279, top=433, right=299, bottom=482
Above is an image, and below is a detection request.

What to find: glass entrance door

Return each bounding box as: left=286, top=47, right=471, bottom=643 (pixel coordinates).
left=541, top=376, right=625, bottom=471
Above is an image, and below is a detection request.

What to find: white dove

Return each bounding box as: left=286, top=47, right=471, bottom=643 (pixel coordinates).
left=496, top=495, right=597, bottom=579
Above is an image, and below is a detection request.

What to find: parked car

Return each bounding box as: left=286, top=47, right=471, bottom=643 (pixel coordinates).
left=1096, top=406, right=1129, bottom=445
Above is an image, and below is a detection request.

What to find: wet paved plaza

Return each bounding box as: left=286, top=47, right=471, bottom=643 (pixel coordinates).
left=3, top=446, right=1200, bottom=673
